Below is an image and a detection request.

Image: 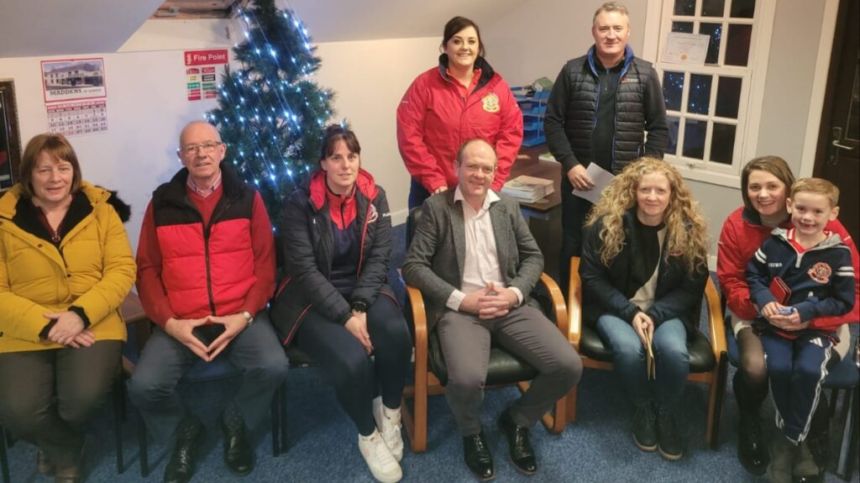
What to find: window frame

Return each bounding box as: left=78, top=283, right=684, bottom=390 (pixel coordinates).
left=643, top=0, right=777, bottom=188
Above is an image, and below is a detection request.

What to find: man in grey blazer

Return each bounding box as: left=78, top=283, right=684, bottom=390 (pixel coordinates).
left=402, top=139, right=582, bottom=480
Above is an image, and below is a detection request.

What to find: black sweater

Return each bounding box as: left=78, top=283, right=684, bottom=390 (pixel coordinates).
left=579, top=210, right=707, bottom=337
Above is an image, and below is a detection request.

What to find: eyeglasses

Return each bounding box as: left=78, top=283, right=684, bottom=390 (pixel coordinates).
left=179, top=142, right=223, bottom=155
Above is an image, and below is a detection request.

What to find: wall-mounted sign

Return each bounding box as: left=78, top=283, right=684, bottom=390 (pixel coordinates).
left=184, top=49, right=228, bottom=102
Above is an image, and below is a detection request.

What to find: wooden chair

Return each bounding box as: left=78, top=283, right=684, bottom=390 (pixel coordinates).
left=401, top=272, right=570, bottom=452
left=565, top=257, right=728, bottom=448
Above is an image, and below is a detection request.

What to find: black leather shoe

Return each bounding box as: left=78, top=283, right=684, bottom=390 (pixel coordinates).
left=221, top=409, right=254, bottom=475
left=164, top=416, right=204, bottom=483
left=632, top=402, right=657, bottom=452
left=498, top=409, right=537, bottom=475
left=737, top=412, right=768, bottom=475
left=656, top=406, right=684, bottom=461
left=463, top=431, right=494, bottom=481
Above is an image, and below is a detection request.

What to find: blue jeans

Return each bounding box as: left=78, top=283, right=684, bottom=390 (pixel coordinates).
left=596, top=314, right=689, bottom=407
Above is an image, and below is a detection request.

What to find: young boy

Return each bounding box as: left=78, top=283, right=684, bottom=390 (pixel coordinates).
left=746, top=177, right=855, bottom=482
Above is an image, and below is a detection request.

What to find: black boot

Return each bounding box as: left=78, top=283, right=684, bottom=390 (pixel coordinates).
left=463, top=431, right=494, bottom=481
left=734, top=372, right=769, bottom=475
left=632, top=401, right=657, bottom=452
left=164, top=415, right=204, bottom=483
left=656, top=404, right=684, bottom=461
left=221, top=405, right=254, bottom=475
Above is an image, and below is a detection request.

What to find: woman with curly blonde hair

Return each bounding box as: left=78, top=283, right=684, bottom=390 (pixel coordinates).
left=579, top=157, right=708, bottom=461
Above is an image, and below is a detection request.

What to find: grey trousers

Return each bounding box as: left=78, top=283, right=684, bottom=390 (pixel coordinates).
left=0, top=340, right=121, bottom=467
left=437, top=305, right=582, bottom=436
left=126, top=312, right=288, bottom=443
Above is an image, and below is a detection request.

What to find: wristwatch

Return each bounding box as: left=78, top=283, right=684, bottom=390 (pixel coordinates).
left=241, top=310, right=254, bottom=326
left=350, top=301, right=368, bottom=313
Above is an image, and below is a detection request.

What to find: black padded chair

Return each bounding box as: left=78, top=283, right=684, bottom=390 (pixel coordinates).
left=565, top=257, right=728, bottom=449
left=400, top=208, right=569, bottom=452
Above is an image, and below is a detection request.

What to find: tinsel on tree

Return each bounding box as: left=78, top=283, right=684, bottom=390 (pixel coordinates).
left=207, top=0, right=334, bottom=226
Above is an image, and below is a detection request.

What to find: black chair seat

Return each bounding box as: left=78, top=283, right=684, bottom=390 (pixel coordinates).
left=285, top=346, right=314, bottom=367
left=428, top=329, right=539, bottom=387
left=580, top=325, right=716, bottom=373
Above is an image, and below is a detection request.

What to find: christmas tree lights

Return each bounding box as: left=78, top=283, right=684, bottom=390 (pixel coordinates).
left=207, top=0, right=334, bottom=227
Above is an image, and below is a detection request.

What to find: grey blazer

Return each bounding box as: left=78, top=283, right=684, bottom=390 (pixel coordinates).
left=402, top=190, right=544, bottom=330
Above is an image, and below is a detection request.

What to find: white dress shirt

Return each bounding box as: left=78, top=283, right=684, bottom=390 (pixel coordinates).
left=445, top=187, right=524, bottom=311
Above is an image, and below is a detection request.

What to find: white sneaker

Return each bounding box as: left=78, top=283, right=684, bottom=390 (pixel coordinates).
left=358, top=430, right=402, bottom=483
left=373, top=396, right=404, bottom=461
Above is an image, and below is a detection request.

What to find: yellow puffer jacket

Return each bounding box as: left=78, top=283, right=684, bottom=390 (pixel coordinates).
left=0, top=181, right=136, bottom=353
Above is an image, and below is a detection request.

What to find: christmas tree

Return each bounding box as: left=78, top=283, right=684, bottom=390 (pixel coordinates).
left=207, top=0, right=334, bottom=227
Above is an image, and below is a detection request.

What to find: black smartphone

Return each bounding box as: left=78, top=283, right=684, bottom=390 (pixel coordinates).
left=192, top=324, right=226, bottom=345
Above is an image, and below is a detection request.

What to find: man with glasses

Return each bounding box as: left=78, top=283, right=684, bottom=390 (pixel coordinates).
left=128, top=120, right=287, bottom=483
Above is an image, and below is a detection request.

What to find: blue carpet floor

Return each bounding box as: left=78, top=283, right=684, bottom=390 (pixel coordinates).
left=3, top=224, right=857, bottom=482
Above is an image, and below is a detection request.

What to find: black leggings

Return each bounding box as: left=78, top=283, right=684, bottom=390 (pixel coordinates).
left=295, top=295, right=411, bottom=435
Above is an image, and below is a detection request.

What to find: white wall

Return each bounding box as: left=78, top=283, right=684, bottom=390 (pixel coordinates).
left=314, top=37, right=438, bottom=224
left=483, top=0, right=649, bottom=87
left=0, top=49, right=221, bottom=251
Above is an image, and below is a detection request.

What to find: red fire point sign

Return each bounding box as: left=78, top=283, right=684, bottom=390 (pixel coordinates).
left=184, top=49, right=229, bottom=66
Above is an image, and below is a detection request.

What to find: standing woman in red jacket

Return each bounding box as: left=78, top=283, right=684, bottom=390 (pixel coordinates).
left=397, top=16, right=524, bottom=209
left=716, top=155, right=859, bottom=478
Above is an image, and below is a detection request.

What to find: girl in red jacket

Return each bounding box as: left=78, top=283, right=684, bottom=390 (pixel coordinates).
left=397, top=16, right=523, bottom=208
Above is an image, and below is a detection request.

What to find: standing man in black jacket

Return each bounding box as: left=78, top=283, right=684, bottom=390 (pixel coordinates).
left=545, top=1, right=668, bottom=291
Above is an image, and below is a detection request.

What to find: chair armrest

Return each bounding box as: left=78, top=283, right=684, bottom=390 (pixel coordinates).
left=120, top=292, right=153, bottom=374
left=567, top=257, right=583, bottom=348
left=538, top=272, right=569, bottom=337
left=406, top=284, right=429, bottom=363
left=705, top=277, right=727, bottom=360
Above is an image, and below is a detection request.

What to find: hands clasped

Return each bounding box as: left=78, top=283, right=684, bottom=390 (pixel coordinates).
left=165, top=313, right=250, bottom=362
left=461, top=282, right=519, bottom=319
left=43, top=310, right=93, bottom=348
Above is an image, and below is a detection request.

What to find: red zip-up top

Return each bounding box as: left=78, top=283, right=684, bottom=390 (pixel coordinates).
left=397, top=55, right=523, bottom=193
left=270, top=169, right=394, bottom=345
left=717, top=206, right=859, bottom=331
left=136, top=166, right=275, bottom=327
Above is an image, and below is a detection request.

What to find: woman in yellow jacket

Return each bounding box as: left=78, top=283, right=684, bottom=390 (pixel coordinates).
left=0, top=133, right=135, bottom=482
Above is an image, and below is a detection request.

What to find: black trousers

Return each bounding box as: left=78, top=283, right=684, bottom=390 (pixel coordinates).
left=560, top=176, right=593, bottom=294
left=294, top=295, right=411, bottom=435
left=0, top=340, right=121, bottom=467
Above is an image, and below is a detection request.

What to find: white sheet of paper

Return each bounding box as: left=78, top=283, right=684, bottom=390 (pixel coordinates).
left=572, top=163, right=614, bottom=204
left=662, top=32, right=709, bottom=65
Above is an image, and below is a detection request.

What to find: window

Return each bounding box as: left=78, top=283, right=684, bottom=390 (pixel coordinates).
left=651, top=0, right=775, bottom=187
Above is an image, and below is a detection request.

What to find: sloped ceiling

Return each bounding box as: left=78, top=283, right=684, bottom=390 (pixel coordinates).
left=0, top=0, right=527, bottom=59
left=0, top=0, right=165, bottom=58
left=286, top=0, right=526, bottom=43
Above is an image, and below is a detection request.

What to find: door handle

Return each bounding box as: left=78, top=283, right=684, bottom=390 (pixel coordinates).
left=832, top=140, right=855, bottom=150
